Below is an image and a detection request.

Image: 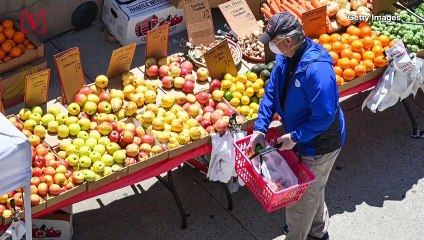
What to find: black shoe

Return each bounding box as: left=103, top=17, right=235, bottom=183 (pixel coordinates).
left=283, top=225, right=329, bottom=240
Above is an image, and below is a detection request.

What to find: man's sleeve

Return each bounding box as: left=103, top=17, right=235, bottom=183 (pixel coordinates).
left=253, top=66, right=278, bottom=134
left=290, top=63, right=337, bottom=143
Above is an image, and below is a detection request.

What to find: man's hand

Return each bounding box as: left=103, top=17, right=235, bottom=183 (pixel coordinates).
left=249, top=131, right=266, bottom=152
left=277, top=133, right=296, bottom=151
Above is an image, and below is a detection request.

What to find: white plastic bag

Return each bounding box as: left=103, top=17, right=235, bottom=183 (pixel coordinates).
left=251, top=149, right=298, bottom=191
left=207, top=132, right=235, bottom=183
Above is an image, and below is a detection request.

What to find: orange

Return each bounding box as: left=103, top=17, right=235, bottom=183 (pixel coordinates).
left=13, top=31, right=25, bottom=44
left=10, top=47, right=22, bottom=57
left=362, top=59, right=374, bottom=72
left=341, top=33, right=350, bottom=43
left=2, top=20, right=14, bottom=29
left=0, top=49, right=5, bottom=61
left=313, top=39, right=320, bottom=43
left=360, top=26, right=372, bottom=38
left=341, top=48, right=352, bottom=58
left=331, top=41, right=343, bottom=54
left=384, top=46, right=390, bottom=51
left=378, top=35, right=390, bottom=47
left=351, top=40, right=363, bottom=52
left=348, top=35, right=359, bottom=44
left=374, top=55, right=388, bottom=68
left=388, top=39, right=399, bottom=48
left=1, top=42, right=12, bottom=53
left=374, top=39, right=382, bottom=47
left=362, top=51, right=375, bottom=62
left=319, top=34, right=331, bottom=44
left=362, top=36, right=374, bottom=49
left=347, top=26, right=360, bottom=36
left=23, top=39, right=30, bottom=46
left=0, top=25, right=3, bottom=33
left=352, top=52, right=362, bottom=62
left=26, top=44, right=35, bottom=50
left=343, top=68, right=355, bottom=81
left=323, top=43, right=332, bottom=52
left=333, top=66, right=343, bottom=76
left=336, top=75, right=344, bottom=86
left=0, top=33, right=5, bottom=44
left=358, top=21, right=370, bottom=29
left=372, top=45, right=384, bottom=56
left=342, top=43, right=351, bottom=50
left=338, top=58, right=351, bottom=70
left=4, top=28, right=14, bottom=39
left=354, top=64, right=367, bottom=77
left=17, top=44, right=26, bottom=52
left=329, top=51, right=339, bottom=65
left=330, top=33, right=342, bottom=43
left=349, top=58, right=359, bottom=69
left=5, top=39, right=15, bottom=47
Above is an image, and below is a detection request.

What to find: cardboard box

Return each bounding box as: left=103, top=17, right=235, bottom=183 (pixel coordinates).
left=0, top=59, right=48, bottom=108
left=33, top=209, right=73, bottom=240
left=0, top=20, right=45, bottom=74
left=338, top=67, right=386, bottom=93
left=102, top=0, right=186, bottom=46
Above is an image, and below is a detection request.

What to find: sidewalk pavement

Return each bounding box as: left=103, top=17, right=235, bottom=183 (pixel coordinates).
left=5, top=10, right=424, bottom=240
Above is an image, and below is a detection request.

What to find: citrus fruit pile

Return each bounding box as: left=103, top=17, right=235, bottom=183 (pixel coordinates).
left=0, top=19, right=35, bottom=63
left=220, top=72, right=265, bottom=120
left=314, top=22, right=393, bottom=86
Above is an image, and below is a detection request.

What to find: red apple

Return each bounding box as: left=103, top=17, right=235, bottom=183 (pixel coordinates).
left=180, top=67, right=191, bottom=77
left=13, top=192, right=23, bottom=206
left=214, top=119, right=229, bottom=132
left=216, top=102, right=229, bottom=112
left=109, top=130, right=120, bottom=143
left=137, top=151, right=149, bottom=162
left=77, top=112, right=89, bottom=120
left=201, top=119, right=212, bottom=129
left=196, top=92, right=210, bottom=104
left=196, top=67, right=209, bottom=81
left=203, top=112, right=211, bottom=121
left=31, top=177, right=41, bottom=186
left=207, top=99, right=216, bottom=108
left=49, top=184, right=62, bottom=196
left=162, top=76, right=174, bottom=89
left=37, top=183, right=48, bottom=196
left=133, top=136, right=141, bottom=146
left=42, top=175, right=54, bottom=186
left=30, top=194, right=41, bottom=206
left=22, top=129, right=32, bottom=138
left=33, top=155, right=46, bottom=168
left=210, top=111, right=223, bottom=124
left=126, top=143, right=139, bottom=157
left=99, top=91, right=112, bottom=102
left=169, top=54, right=181, bottom=64
left=35, top=145, right=48, bottom=156
left=147, top=65, right=159, bottom=77
left=141, top=134, right=154, bottom=146
left=45, top=152, right=56, bottom=162
left=125, top=157, right=136, bottom=166
left=65, top=170, right=73, bottom=179
left=195, top=115, right=204, bottom=123
left=203, top=106, right=214, bottom=113
left=182, top=80, right=195, bottom=93
left=181, top=60, right=194, bottom=71
left=32, top=167, right=43, bottom=177
left=184, top=74, right=195, bottom=83
left=14, top=122, right=23, bottom=131
left=120, top=130, right=134, bottom=145
left=44, top=166, right=56, bottom=176
left=66, top=181, right=75, bottom=190
left=135, top=126, right=145, bottom=137
left=79, top=86, right=92, bottom=95
left=159, top=65, right=170, bottom=78
left=224, top=108, right=236, bottom=117
left=46, top=159, right=59, bottom=169
left=206, top=125, right=215, bottom=133
left=182, top=102, right=191, bottom=111
left=209, top=79, right=222, bottom=91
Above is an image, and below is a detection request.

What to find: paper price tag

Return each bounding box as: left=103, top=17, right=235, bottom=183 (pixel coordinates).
left=0, top=80, right=4, bottom=115
left=107, top=43, right=137, bottom=78
left=302, top=6, right=327, bottom=38
left=24, top=69, right=50, bottom=108
left=183, top=0, right=215, bottom=45
left=219, top=0, right=260, bottom=38
left=146, top=24, right=169, bottom=59
left=204, top=40, right=238, bottom=79
left=54, top=48, right=85, bottom=105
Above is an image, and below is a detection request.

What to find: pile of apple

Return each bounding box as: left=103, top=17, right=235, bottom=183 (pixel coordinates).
left=135, top=95, right=208, bottom=150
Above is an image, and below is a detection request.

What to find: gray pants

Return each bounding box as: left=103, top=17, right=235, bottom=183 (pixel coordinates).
left=285, top=148, right=341, bottom=240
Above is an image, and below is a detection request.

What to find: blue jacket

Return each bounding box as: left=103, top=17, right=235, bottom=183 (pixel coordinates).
left=254, top=38, right=346, bottom=156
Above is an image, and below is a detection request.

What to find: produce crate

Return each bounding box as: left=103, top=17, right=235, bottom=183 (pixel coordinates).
left=338, top=66, right=386, bottom=93
left=44, top=182, right=87, bottom=208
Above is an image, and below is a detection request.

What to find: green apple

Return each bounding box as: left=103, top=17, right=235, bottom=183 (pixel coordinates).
left=24, top=119, right=37, bottom=131
left=19, top=108, right=32, bottom=120
left=47, top=120, right=59, bottom=133
left=108, top=114, right=118, bottom=122
left=98, top=136, right=110, bottom=146
left=78, top=118, right=91, bottom=131
left=31, top=106, right=43, bottom=116
left=58, top=125, right=69, bottom=138
left=68, top=103, right=81, bottom=116
left=111, top=163, right=124, bottom=172
left=72, top=138, right=85, bottom=149
left=101, top=154, right=114, bottom=166
left=79, top=156, right=92, bottom=168
left=34, top=125, right=46, bottom=138
left=83, top=170, right=96, bottom=182
left=89, top=130, right=101, bottom=141
left=85, top=138, right=97, bottom=149
left=56, top=113, right=68, bottom=125
left=66, top=154, right=79, bottom=167
left=84, top=101, right=97, bottom=115
left=77, top=130, right=89, bottom=140
left=48, top=106, right=61, bottom=117
left=41, top=113, right=55, bottom=127
left=103, top=166, right=113, bottom=176
left=89, top=151, right=102, bottom=163
left=59, top=139, right=72, bottom=151
left=57, top=151, right=67, bottom=160
left=92, top=144, right=106, bottom=155
left=92, top=160, right=105, bottom=173
left=94, top=173, right=102, bottom=180
left=106, top=142, right=120, bottom=155
left=66, top=144, right=78, bottom=156
left=68, top=123, right=81, bottom=136
left=113, top=150, right=126, bottom=163
left=96, top=113, right=109, bottom=123
left=29, top=113, right=42, bottom=124
left=78, top=146, right=92, bottom=157
left=65, top=116, right=78, bottom=126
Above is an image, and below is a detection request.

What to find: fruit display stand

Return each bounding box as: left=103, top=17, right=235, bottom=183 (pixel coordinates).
left=0, top=113, right=33, bottom=239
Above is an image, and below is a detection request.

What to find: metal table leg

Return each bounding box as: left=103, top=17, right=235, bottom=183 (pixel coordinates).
left=402, top=99, right=424, bottom=138
left=221, top=182, right=233, bottom=211
left=156, top=170, right=188, bottom=229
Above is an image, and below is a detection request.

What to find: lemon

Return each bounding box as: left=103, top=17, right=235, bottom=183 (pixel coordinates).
left=255, top=79, right=265, bottom=87
left=236, top=73, right=248, bottom=83
left=257, top=89, right=265, bottom=98
left=249, top=108, right=254, bottom=116
left=232, top=91, right=242, bottom=99
left=229, top=85, right=237, bottom=93
left=245, top=87, right=255, bottom=97
left=221, top=80, right=232, bottom=89
left=246, top=71, right=258, bottom=82
left=239, top=106, right=250, bottom=116
left=250, top=102, right=259, bottom=112
left=236, top=82, right=245, bottom=93
left=252, top=113, right=258, bottom=119
left=231, top=77, right=237, bottom=83
left=230, top=97, right=240, bottom=107
left=245, top=80, right=252, bottom=88
left=224, top=73, right=233, bottom=81
left=241, top=95, right=250, bottom=105
left=251, top=82, right=261, bottom=92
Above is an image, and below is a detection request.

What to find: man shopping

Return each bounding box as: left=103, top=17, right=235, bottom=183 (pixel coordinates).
left=249, top=12, right=346, bottom=240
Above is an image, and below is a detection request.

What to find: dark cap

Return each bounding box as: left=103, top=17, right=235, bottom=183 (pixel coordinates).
left=259, top=12, right=302, bottom=44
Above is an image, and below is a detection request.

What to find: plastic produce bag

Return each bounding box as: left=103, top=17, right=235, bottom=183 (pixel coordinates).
left=251, top=149, right=298, bottom=192
left=207, top=132, right=235, bottom=183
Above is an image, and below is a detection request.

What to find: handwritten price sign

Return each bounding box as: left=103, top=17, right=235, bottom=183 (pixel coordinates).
left=183, top=0, right=215, bottom=45
left=24, top=69, right=50, bottom=108
left=219, top=0, right=259, bottom=38
left=204, top=40, right=237, bottom=79
left=107, top=43, right=136, bottom=78
left=146, top=24, right=169, bottom=60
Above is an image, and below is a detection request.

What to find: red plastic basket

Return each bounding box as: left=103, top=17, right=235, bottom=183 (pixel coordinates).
left=234, top=135, right=316, bottom=212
